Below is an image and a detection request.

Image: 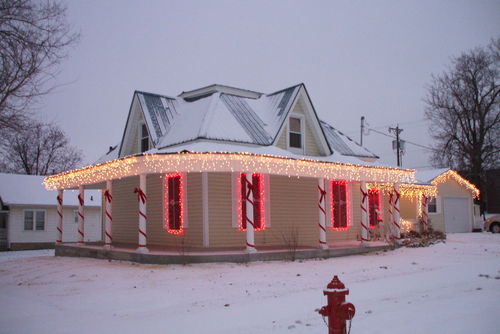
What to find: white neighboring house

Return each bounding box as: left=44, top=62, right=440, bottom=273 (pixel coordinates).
left=415, top=168, right=480, bottom=233
left=0, top=173, right=102, bottom=250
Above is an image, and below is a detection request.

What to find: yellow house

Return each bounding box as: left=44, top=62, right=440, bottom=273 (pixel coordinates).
left=43, top=84, right=438, bottom=261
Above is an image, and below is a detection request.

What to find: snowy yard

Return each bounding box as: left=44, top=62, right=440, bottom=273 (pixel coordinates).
left=0, top=233, right=498, bottom=334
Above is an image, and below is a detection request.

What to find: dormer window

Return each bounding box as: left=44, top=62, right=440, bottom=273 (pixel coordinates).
left=140, top=122, right=149, bottom=152
left=289, top=116, right=303, bottom=151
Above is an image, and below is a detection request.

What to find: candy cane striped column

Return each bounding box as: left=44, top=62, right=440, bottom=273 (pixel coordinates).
left=392, top=183, right=401, bottom=239
left=56, top=190, right=63, bottom=243
left=421, top=194, right=429, bottom=232
left=135, top=174, right=148, bottom=253
left=77, top=185, right=85, bottom=244
left=360, top=181, right=370, bottom=243
left=103, top=180, right=113, bottom=248
left=318, top=178, right=328, bottom=249
left=245, top=173, right=257, bottom=253
left=387, top=190, right=394, bottom=241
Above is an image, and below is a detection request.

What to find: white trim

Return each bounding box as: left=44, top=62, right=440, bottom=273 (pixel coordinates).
left=428, top=196, right=441, bottom=214
left=138, top=121, right=149, bottom=153
left=202, top=172, right=209, bottom=247
left=264, top=174, right=271, bottom=227
left=231, top=172, right=240, bottom=228
left=22, top=209, right=46, bottom=231
left=287, top=113, right=305, bottom=154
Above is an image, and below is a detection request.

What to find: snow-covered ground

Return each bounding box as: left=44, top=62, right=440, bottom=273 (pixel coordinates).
left=0, top=233, right=498, bottom=334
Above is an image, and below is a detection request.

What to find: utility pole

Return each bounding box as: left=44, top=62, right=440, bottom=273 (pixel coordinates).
left=389, top=125, right=403, bottom=167
left=360, top=116, right=365, bottom=146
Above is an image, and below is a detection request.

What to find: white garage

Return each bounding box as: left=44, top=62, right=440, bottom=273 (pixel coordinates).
left=416, top=169, right=479, bottom=234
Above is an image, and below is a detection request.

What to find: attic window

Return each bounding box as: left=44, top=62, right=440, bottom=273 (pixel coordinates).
left=289, top=117, right=303, bottom=150
left=140, top=123, right=149, bottom=152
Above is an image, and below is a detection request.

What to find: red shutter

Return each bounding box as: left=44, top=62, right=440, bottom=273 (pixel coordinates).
left=340, top=183, right=347, bottom=227
left=368, top=189, right=380, bottom=227
left=168, top=176, right=181, bottom=230
left=240, top=173, right=247, bottom=229
left=332, top=181, right=348, bottom=228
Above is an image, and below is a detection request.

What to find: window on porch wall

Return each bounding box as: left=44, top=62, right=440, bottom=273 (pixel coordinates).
left=331, top=181, right=348, bottom=229
left=240, top=173, right=265, bottom=230
left=164, top=173, right=184, bottom=234
left=368, top=188, right=381, bottom=227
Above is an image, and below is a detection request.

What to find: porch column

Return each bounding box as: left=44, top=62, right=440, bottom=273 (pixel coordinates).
left=360, top=181, right=370, bottom=243
left=318, top=178, right=328, bottom=249
left=244, top=172, right=256, bottom=253
left=56, top=190, right=63, bottom=243
left=420, top=194, right=429, bottom=232
left=135, top=174, right=148, bottom=253
left=77, top=185, right=85, bottom=244
left=392, top=183, right=401, bottom=239
left=103, top=180, right=113, bottom=248
left=387, top=190, right=394, bottom=241
left=202, top=172, right=209, bottom=247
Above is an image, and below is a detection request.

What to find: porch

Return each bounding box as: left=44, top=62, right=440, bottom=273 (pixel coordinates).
left=55, top=240, right=393, bottom=265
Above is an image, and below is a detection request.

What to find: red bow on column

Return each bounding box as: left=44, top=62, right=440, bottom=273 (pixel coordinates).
left=134, top=187, right=147, bottom=203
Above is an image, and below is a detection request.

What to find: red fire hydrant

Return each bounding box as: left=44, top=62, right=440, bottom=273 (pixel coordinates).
left=318, top=275, right=356, bottom=334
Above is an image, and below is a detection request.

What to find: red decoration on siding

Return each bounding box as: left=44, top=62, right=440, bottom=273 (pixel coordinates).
left=368, top=188, right=382, bottom=228
left=330, top=180, right=350, bottom=230
left=164, top=173, right=184, bottom=235
left=239, top=173, right=266, bottom=231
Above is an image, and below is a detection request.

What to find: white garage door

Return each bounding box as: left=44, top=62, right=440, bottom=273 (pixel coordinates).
left=443, top=197, right=471, bottom=233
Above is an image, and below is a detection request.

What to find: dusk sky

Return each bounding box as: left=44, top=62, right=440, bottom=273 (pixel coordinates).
left=38, top=0, right=500, bottom=168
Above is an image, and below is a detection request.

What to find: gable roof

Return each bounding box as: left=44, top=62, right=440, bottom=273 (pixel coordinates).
left=415, top=168, right=480, bottom=198
left=107, top=83, right=379, bottom=164
left=415, top=168, right=450, bottom=183
left=0, top=173, right=101, bottom=207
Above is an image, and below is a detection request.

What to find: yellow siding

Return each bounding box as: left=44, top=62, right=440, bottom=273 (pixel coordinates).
left=400, top=197, right=418, bottom=220
left=274, top=99, right=323, bottom=156
left=112, top=176, right=139, bottom=244
left=275, top=123, right=288, bottom=150
left=208, top=172, right=244, bottom=247
left=111, top=173, right=203, bottom=247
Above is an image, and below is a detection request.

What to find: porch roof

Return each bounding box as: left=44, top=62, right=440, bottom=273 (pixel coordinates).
left=44, top=146, right=416, bottom=190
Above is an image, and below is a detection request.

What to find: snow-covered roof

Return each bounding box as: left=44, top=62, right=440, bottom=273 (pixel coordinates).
left=0, top=173, right=101, bottom=207
left=99, top=83, right=379, bottom=165
left=415, top=168, right=450, bottom=183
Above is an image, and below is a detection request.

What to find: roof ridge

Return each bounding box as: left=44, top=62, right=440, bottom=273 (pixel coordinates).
left=267, top=83, right=303, bottom=96
left=135, top=90, right=176, bottom=100
left=197, top=92, right=220, bottom=138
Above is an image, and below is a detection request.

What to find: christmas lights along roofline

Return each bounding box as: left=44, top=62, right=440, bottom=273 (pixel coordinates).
left=43, top=151, right=416, bottom=191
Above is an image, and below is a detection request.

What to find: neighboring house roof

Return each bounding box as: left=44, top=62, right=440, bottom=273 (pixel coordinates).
left=0, top=173, right=101, bottom=207
left=103, top=83, right=379, bottom=165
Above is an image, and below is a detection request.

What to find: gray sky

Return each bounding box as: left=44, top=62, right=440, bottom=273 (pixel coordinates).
left=39, top=0, right=500, bottom=168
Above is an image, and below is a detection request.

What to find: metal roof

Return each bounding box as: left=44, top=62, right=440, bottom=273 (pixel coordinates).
left=220, top=93, right=272, bottom=145
left=320, top=121, right=378, bottom=158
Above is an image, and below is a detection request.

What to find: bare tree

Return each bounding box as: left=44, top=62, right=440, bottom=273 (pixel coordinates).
left=425, top=38, right=500, bottom=203
left=0, top=0, right=79, bottom=132
left=0, top=121, right=82, bottom=175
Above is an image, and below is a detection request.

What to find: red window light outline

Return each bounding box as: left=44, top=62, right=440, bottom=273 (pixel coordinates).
left=329, top=180, right=350, bottom=231
left=163, top=173, right=184, bottom=235
left=368, top=188, right=382, bottom=228
left=237, top=173, right=266, bottom=231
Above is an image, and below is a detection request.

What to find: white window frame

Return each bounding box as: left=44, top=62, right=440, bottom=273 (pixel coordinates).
left=138, top=121, right=149, bottom=153
left=427, top=196, right=441, bottom=214
left=23, top=209, right=46, bottom=231
left=287, top=114, right=305, bottom=154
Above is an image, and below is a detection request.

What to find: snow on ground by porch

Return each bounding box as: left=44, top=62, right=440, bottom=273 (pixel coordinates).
left=0, top=233, right=498, bottom=334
